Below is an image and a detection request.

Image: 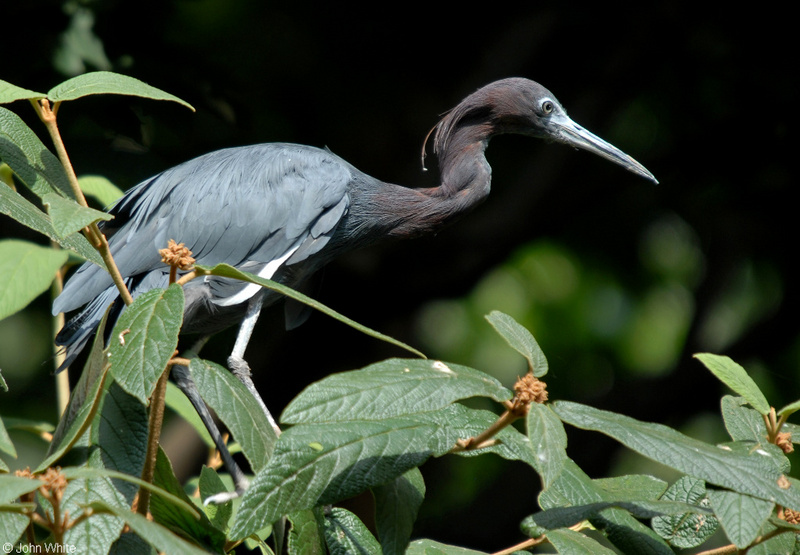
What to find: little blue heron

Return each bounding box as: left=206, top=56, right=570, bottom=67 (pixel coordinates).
left=53, top=77, right=657, bottom=497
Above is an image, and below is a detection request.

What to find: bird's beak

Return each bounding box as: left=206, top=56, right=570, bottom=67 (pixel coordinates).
left=547, top=113, right=658, bottom=184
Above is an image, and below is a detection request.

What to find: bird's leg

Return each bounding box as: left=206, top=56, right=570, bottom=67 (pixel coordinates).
left=170, top=362, right=249, bottom=503
left=227, top=291, right=281, bottom=436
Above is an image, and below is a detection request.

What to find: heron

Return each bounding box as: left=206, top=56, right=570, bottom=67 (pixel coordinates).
left=52, top=77, right=657, bottom=497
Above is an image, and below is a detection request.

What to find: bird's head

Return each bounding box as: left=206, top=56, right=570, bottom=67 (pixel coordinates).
left=433, top=78, right=658, bottom=184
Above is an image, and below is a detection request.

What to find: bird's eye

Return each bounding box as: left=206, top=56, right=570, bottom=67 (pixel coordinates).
left=541, top=100, right=554, bottom=115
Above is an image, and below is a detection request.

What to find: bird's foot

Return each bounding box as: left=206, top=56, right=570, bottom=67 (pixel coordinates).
left=203, top=476, right=250, bottom=505
left=227, top=354, right=253, bottom=381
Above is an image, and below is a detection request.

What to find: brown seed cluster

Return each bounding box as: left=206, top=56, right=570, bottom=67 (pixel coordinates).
left=782, top=507, right=800, bottom=524
left=510, top=372, right=548, bottom=415
left=159, top=239, right=195, bottom=270
left=776, top=431, right=794, bottom=454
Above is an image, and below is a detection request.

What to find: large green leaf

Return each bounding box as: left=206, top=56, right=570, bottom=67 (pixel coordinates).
left=651, top=475, right=718, bottom=549
left=527, top=402, right=568, bottom=487
left=721, top=395, right=767, bottom=442
left=42, top=191, right=112, bottom=238
left=281, top=358, right=511, bottom=424
left=0, top=240, right=67, bottom=321
left=485, top=310, right=548, bottom=376
left=107, top=284, right=184, bottom=404
left=190, top=357, right=279, bottom=472
left=707, top=490, right=774, bottom=549
left=47, top=71, right=194, bottom=111
left=231, top=418, right=436, bottom=540
left=0, top=106, right=72, bottom=198
left=552, top=401, right=800, bottom=511
left=196, top=263, right=425, bottom=358
left=0, top=184, right=103, bottom=265
left=0, top=79, right=46, bottom=104
left=372, top=468, right=425, bottom=555
left=322, top=507, right=382, bottom=554
left=538, top=460, right=674, bottom=554
left=694, top=353, right=770, bottom=415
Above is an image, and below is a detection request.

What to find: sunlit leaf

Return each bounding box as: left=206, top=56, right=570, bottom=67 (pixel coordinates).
left=42, top=191, right=112, bottom=238
left=0, top=79, right=46, bottom=104
left=552, top=401, right=800, bottom=511
left=190, top=357, right=279, bottom=472
left=406, top=539, right=487, bottom=554
left=0, top=105, right=73, bottom=198
left=107, top=284, right=184, bottom=404
left=485, top=310, right=548, bottom=376
left=0, top=239, right=68, bottom=321
left=0, top=184, right=103, bottom=265
left=708, top=489, right=773, bottom=549
left=78, top=174, right=125, bottom=208
left=47, top=71, right=195, bottom=111
left=231, top=418, right=435, bottom=539
left=527, top=402, right=568, bottom=486
left=281, top=358, right=511, bottom=424
left=721, top=395, right=767, bottom=442
left=694, top=353, right=770, bottom=415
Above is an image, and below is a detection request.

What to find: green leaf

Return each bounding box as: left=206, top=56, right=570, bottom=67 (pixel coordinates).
left=552, top=400, right=800, bottom=512
left=593, top=474, right=668, bottom=502
left=0, top=105, right=73, bottom=198
left=0, top=416, right=15, bottom=459
left=37, top=312, right=110, bottom=471
left=0, top=184, right=103, bottom=265
left=281, top=358, right=511, bottom=424
left=197, top=263, right=425, bottom=358
left=0, top=510, right=29, bottom=549
left=150, top=448, right=227, bottom=552
left=231, top=418, right=435, bottom=540
left=78, top=174, right=125, bottom=208
left=323, top=507, right=383, bottom=554
left=651, top=476, right=718, bottom=548
left=0, top=239, right=69, bottom=321
left=721, top=395, right=767, bottom=442
left=547, top=528, right=618, bottom=554
left=694, top=353, right=770, bottom=415
left=86, top=500, right=212, bottom=555
left=47, top=71, right=195, bottom=111
left=778, top=399, right=800, bottom=420
left=485, top=310, right=548, bottom=376
left=538, top=460, right=675, bottom=554
left=190, top=357, right=279, bottom=472
left=107, top=284, right=184, bottom=404
left=286, top=509, right=324, bottom=555
left=372, top=468, right=425, bottom=555
left=42, top=191, right=112, bottom=238
left=406, top=539, right=487, bottom=554
left=199, top=466, right=233, bottom=531
left=523, top=499, right=710, bottom=532
left=527, top=402, right=568, bottom=487
left=708, top=489, right=774, bottom=549
left=410, top=404, right=536, bottom=465
left=0, top=79, right=46, bottom=104
left=0, top=474, right=41, bottom=504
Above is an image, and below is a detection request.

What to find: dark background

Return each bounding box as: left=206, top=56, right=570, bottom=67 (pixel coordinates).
left=1, top=1, right=795, bottom=551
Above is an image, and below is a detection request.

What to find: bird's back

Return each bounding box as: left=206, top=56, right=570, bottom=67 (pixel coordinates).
left=53, top=143, right=358, bottom=364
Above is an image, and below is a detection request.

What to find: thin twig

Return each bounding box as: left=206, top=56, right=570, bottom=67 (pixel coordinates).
left=135, top=367, right=170, bottom=516
left=450, top=409, right=520, bottom=453
left=32, top=98, right=134, bottom=307
left=492, top=536, right=545, bottom=555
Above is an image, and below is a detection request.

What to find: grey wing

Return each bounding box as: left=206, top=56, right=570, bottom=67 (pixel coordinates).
left=53, top=142, right=352, bottom=321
